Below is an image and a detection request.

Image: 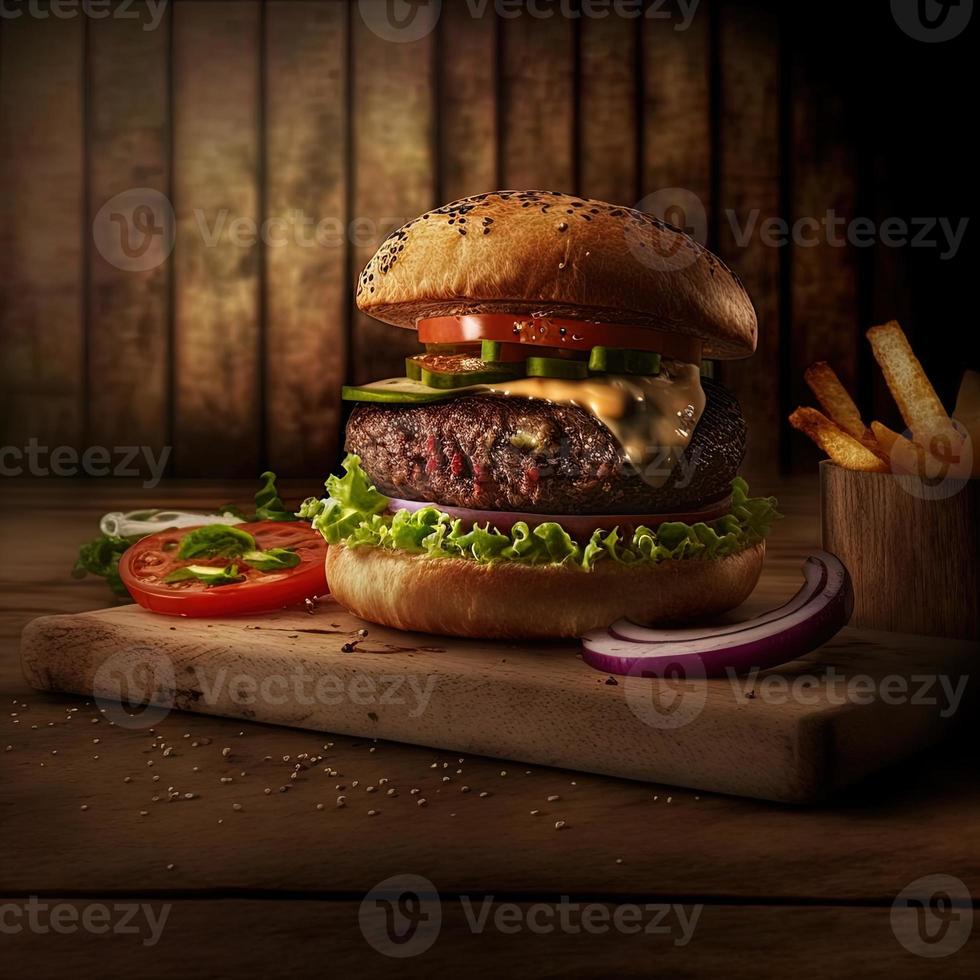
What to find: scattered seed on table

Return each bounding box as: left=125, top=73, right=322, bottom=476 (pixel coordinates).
left=530, top=810, right=540, bottom=816
left=221, top=747, right=231, bottom=758
left=460, top=786, right=470, bottom=794
left=220, top=777, right=233, bottom=784
left=232, top=803, right=243, bottom=811
left=417, top=799, right=427, bottom=808
left=80, top=805, right=88, bottom=811
left=499, top=771, right=507, bottom=777
left=315, top=803, right=325, bottom=811
left=386, top=788, right=397, bottom=797
left=368, top=809, right=378, bottom=816
left=139, top=811, right=148, bottom=817
left=124, top=776, right=132, bottom=783
left=547, top=795, right=561, bottom=802
left=555, top=821, right=567, bottom=830
left=479, top=792, right=490, bottom=798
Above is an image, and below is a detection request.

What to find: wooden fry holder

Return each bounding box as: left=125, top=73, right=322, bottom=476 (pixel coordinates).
left=820, top=461, right=979, bottom=640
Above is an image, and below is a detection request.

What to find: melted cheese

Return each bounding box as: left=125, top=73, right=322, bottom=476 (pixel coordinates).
left=488, top=360, right=706, bottom=489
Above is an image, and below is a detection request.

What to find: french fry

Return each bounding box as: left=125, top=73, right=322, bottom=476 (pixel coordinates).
left=789, top=407, right=889, bottom=472
left=866, top=321, right=961, bottom=458
left=870, top=421, right=925, bottom=476
left=804, top=361, right=879, bottom=452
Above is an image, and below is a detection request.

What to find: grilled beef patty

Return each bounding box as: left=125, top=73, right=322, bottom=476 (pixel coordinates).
left=345, top=377, right=746, bottom=514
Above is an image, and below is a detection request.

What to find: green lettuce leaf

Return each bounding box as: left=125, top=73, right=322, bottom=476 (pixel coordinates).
left=306, top=454, right=780, bottom=571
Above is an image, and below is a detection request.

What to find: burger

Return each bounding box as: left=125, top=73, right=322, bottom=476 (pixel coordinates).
left=302, top=191, right=778, bottom=639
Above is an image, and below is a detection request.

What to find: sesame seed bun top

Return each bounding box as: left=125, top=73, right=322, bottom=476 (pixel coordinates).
left=356, top=190, right=758, bottom=359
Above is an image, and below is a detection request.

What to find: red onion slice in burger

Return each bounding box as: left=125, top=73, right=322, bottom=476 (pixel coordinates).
left=581, top=551, right=852, bottom=677
left=386, top=495, right=733, bottom=537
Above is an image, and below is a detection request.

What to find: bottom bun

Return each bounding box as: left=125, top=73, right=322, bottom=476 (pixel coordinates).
left=325, top=543, right=765, bottom=639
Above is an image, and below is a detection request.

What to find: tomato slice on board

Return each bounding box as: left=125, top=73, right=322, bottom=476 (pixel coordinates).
left=119, top=521, right=328, bottom=617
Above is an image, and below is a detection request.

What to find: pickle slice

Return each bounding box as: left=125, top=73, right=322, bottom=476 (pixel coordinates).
left=342, top=378, right=481, bottom=404
left=525, top=356, right=589, bottom=380
left=587, top=347, right=661, bottom=375
left=416, top=352, right=523, bottom=389
left=405, top=356, right=423, bottom=381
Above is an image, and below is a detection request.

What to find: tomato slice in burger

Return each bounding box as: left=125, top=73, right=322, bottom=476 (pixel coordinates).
left=119, top=521, right=328, bottom=617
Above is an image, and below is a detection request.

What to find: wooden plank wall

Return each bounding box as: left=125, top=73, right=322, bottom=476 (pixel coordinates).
left=0, top=0, right=958, bottom=480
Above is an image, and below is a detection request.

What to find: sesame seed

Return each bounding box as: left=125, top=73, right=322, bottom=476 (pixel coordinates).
left=221, top=747, right=231, bottom=758
left=547, top=795, right=560, bottom=802
left=220, top=777, right=233, bottom=784
left=232, top=803, right=243, bottom=811
left=499, top=771, right=507, bottom=777
left=555, top=820, right=567, bottom=830
left=123, top=776, right=132, bottom=783
left=337, top=796, right=347, bottom=808
left=479, top=792, right=490, bottom=798
left=368, top=809, right=378, bottom=816
left=264, top=788, right=272, bottom=795
left=315, top=803, right=325, bottom=811
left=460, top=786, right=470, bottom=794
left=139, top=811, right=148, bottom=817
left=386, top=788, right=397, bottom=797
left=80, top=804, right=89, bottom=811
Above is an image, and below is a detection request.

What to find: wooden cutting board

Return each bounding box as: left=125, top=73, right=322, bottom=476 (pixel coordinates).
left=20, top=599, right=977, bottom=803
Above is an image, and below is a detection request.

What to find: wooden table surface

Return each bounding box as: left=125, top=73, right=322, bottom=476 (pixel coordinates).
left=1, top=476, right=977, bottom=978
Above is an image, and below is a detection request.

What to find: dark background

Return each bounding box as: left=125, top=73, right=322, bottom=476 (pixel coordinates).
left=0, top=0, right=974, bottom=481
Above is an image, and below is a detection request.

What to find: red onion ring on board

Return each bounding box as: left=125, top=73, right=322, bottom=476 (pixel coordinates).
left=581, top=551, right=853, bottom=677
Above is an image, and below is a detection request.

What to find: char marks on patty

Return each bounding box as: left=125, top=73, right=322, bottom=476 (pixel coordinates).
left=345, top=377, right=746, bottom=514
